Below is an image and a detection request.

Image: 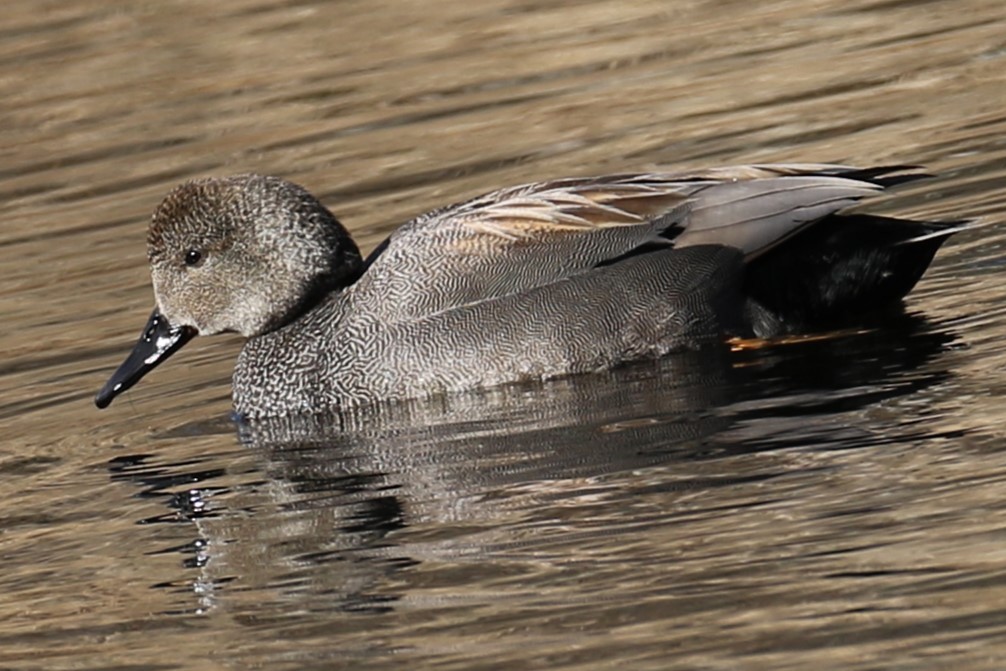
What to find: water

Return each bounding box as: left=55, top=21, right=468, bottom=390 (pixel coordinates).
left=2, top=0, right=1006, bottom=668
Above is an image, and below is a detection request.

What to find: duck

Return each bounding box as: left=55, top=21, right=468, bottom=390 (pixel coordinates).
left=94, top=163, right=964, bottom=418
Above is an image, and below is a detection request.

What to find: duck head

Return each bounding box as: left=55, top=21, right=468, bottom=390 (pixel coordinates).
left=95, top=174, right=362, bottom=409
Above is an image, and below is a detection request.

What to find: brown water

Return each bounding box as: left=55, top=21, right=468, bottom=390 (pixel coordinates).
left=3, top=0, right=1006, bottom=668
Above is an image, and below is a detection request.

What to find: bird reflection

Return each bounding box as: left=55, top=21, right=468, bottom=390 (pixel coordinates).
left=112, top=313, right=956, bottom=616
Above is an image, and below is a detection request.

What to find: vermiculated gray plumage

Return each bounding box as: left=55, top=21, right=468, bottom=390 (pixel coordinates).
left=95, top=164, right=965, bottom=417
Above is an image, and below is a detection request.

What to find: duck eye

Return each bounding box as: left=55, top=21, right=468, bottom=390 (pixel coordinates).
left=184, top=249, right=203, bottom=267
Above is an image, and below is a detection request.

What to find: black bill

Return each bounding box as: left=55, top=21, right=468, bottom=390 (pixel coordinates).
left=95, top=309, right=196, bottom=409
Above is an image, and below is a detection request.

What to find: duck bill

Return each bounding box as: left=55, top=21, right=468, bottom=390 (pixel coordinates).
left=95, top=309, right=196, bottom=409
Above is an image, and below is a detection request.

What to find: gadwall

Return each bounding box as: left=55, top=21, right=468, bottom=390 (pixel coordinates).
left=95, top=164, right=964, bottom=417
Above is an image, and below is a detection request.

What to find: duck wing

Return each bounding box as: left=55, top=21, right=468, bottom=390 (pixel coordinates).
left=353, top=164, right=924, bottom=323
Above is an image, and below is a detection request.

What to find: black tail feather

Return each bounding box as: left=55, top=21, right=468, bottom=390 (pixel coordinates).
left=743, top=213, right=961, bottom=337
left=832, top=165, right=933, bottom=188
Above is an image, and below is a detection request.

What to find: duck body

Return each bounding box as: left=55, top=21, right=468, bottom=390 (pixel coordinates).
left=233, top=243, right=743, bottom=413
left=95, top=164, right=963, bottom=418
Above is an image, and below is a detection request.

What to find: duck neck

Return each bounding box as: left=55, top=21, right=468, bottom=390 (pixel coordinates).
left=264, top=238, right=364, bottom=335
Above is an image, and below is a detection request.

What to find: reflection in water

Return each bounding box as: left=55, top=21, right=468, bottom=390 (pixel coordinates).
left=108, top=316, right=955, bottom=629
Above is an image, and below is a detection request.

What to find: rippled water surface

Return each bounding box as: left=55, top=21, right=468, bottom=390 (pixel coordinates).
left=3, top=1, right=1006, bottom=669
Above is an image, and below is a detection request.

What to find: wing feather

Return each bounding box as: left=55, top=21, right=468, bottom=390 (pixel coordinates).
left=350, top=164, right=923, bottom=323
